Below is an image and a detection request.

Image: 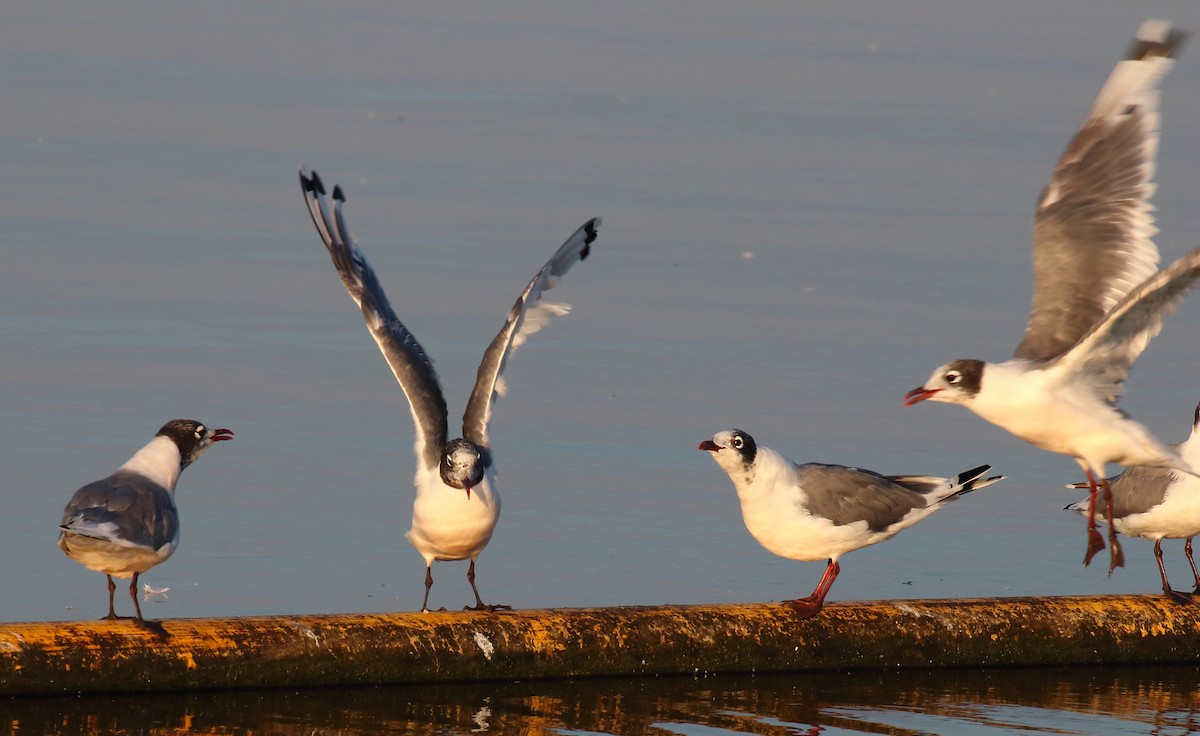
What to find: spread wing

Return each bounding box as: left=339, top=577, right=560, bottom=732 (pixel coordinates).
left=1052, top=244, right=1200, bottom=403
left=1015, top=20, right=1184, bottom=362
left=461, top=217, right=601, bottom=457
left=300, top=168, right=447, bottom=472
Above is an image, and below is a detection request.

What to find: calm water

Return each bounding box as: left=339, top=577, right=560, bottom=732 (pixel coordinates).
left=4, top=0, right=1200, bottom=733
left=5, top=666, right=1200, bottom=735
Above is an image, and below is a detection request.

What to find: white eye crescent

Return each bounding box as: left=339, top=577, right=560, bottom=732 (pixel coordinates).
left=731, top=436, right=744, bottom=449
left=945, top=370, right=963, bottom=385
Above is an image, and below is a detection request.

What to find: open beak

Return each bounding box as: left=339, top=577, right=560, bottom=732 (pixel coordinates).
left=698, top=440, right=723, bottom=452
left=903, top=387, right=940, bottom=407
left=210, top=428, right=235, bottom=442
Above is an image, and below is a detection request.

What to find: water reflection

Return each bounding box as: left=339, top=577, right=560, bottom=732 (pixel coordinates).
left=6, top=666, right=1199, bottom=736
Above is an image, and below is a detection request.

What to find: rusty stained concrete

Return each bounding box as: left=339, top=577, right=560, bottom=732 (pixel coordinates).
left=1, top=595, right=1199, bottom=695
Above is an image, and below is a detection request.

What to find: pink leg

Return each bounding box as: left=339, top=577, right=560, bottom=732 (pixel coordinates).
left=784, top=559, right=841, bottom=619
left=128, top=572, right=144, bottom=623
left=127, top=573, right=167, bottom=635
left=1154, top=539, right=1194, bottom=604
left=463, top=560, right=511, bottom=612
left=1185, top=537, right=1200, bottom=595
left=103, top=575, right=120, bottom=620
left=420, top=565, right=435, bottom=612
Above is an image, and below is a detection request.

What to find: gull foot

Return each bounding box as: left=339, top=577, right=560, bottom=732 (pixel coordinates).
left=1164, top=589, right=1196, bottom=605
left=1083, top=528, right=1105, bottom=567
left=1106, top=537, right=1125, bottom=576
left=782, top=597, right=823, bottom=619
left=464, top=603, right=513, bottom=612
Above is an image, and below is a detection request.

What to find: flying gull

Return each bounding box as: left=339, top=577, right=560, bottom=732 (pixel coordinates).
left=905, top=19, right=1200, bottom=573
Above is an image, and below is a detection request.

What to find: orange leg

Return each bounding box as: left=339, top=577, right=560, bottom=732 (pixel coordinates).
left=1101, top=477, right=1124, bottom=574
left=784, top=559, right=841, bottom=619
left=1081, top=468, right=1105, bottom=568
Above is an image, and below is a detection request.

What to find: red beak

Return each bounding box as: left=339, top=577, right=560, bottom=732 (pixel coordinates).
left=903, top=387, right=939, bottom=407
left=210, top=428, right=235, bottom=442
left=464, top=484, right=472, bottom=500
left=698, top=440, right=723, bottom=452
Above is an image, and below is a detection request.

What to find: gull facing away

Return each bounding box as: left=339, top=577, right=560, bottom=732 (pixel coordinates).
left=299, top=168, right=600, bottom=612
left=1065, top=400, right=1200, bottom=603
left=699, top=429, right=1003, bottom=618
left=904, top=19, right=1200, bottom=573
left=58, top=419, right=234, bottom=630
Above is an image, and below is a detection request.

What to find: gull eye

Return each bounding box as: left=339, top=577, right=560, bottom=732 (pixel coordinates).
left=944, top=370, right=963, bottom=385
left=731, top=435, right=744, bottom=450
left=195, top=425, right=206, bottom=440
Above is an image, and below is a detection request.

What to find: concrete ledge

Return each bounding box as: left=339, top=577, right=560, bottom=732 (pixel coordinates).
left=2, top=595, right=1199, bottom=695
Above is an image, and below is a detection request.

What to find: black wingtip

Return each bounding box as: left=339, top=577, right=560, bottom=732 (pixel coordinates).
left=956, top=464, right=992, bottom=486
left=332, top=184, right=346, bottom=203
left=580, top=216, right=601, bottom=260
left=311, top=171, right=326, bottom=196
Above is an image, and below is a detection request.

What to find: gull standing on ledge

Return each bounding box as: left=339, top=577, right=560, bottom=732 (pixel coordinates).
left=300, top=168, right=600, bottom=612
left=904, top=19, right=1200, bottom=573
left=699, top=429, right=1002, bottom=618
left=58, top=419, right=234, bottom=630
left=1065, top=400, right=1200, bottom=603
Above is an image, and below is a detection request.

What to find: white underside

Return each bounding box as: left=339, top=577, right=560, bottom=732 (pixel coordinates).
left=1111, top=478, right=1200, bottom=540
left=721, top=447, right=940, bottom=563
left=738, top=494, right=922, bottom=563
left=406, top=464, right=501, bottom=565
left=1113, top=431, right=1200, bottom=540
left=58, top=532, right=178, bottom=577
left=968, top=361, right=1185, bottom=474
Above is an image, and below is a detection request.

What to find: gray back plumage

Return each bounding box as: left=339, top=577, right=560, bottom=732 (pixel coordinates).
left=300, top=169, right=449, bottom=472
left=796, top=464, right=930, bottom=533
left=1107, top=463, right=1173, bottom=517
left=60, top=471, right=179, bottom=552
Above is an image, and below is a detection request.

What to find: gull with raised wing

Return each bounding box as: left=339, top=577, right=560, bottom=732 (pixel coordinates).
left=699, top=429, right=1002, bottom=618
left=1065, top=400, right=1200, bottom=603
left=58, top=419, right=234, bottom=630
left=300, top=168, right=599, bottom=612
left=904, top=20, right=1200, bottom=573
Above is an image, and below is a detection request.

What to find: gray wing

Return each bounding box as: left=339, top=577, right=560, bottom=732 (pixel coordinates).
left=795, top=463, right=928, bottom=533
left=1052, top=243, right=1200, bottom=402
left=300, top=169, right=447, bottom=472
left=59, top=471, right=178, bottom=552
left=461, top=217, right=601, bottom=455
left=1069, top=463, right=1173, bottom=518
left=1015, top=20, right=1184, bottom=362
